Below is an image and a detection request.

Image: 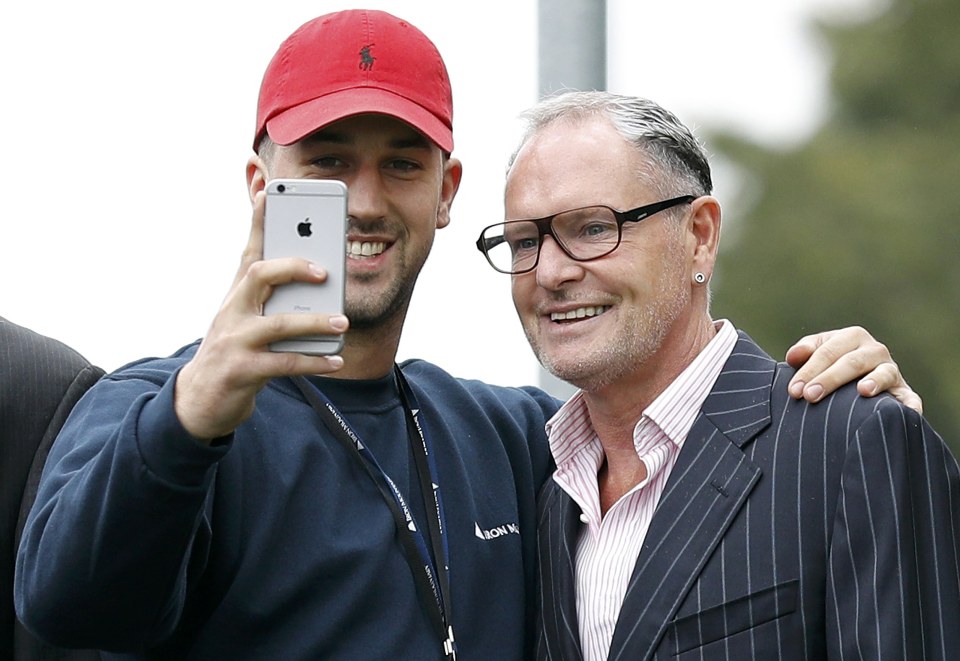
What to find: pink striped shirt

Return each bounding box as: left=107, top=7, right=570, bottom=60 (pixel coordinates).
left=546, top=320, right=738, bottom=661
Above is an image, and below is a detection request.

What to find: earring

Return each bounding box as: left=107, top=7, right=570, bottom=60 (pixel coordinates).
left=694, top=272, right=706, bottom=284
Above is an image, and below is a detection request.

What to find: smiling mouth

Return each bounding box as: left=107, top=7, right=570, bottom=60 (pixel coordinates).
left=550, top=306, right=610, bottom=322
left=347, top=240, right=387, bottom=259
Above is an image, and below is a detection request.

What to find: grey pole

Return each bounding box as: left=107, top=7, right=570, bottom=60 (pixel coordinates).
left=536, top=0, right=607, bottom=399
left=538, top=0, right=607, bottom=96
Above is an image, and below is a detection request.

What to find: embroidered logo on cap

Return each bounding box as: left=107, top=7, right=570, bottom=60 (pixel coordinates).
left=359, top=43, right=375, bottom=70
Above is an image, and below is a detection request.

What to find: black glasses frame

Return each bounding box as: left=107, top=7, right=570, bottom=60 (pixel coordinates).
left=475, top=195, right=696, bottom=274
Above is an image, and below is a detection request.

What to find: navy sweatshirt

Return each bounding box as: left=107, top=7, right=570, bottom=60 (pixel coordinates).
left=15, top=341, right=559, bottom=660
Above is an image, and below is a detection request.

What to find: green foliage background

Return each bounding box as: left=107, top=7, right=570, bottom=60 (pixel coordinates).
left=709, top=0, right=960, bottom=452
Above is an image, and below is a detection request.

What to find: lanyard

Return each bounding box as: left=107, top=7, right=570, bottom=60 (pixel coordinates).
left=293, top=366, right=457, bottom=660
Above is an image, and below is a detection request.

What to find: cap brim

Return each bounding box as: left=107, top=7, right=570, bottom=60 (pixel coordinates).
left=265, top=87, right=453, bottom=152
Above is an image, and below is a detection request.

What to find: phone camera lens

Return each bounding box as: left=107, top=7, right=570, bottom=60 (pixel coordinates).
left=277, top=184, right=286, bottom=193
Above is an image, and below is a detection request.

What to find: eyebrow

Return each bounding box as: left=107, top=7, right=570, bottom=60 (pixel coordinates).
left=302, top=128, right=432, bottom=151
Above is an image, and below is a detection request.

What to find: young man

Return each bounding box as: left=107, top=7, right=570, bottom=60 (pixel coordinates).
left=16, top=11, right=919, bottom=660
left=481, top=90, right=959, bottom=659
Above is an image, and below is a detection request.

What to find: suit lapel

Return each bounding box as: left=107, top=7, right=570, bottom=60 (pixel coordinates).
left=537, top=481, right=585, bottom=660
left=607, top=333, right=775, bottom=660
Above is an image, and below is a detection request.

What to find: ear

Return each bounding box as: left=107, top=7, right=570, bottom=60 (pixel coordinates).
left=246, top=155, right=269, bottom=205
left=687, top=195, right=722, bottom=280
left=435, top=156, right=463, bottom=230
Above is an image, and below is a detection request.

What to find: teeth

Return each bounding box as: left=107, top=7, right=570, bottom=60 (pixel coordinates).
left=550, top=306, right=609, bottom=321
left=347, top=241, right=386, bottom=257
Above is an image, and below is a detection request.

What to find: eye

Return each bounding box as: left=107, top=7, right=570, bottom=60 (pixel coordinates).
left=386, top=158, right=421, bottom=173
left=310, top=156, right=345, bottom=169
left=514, top=237, right=539, bottom=252
left=582, top=222, right=610, bottom=237
left=503, top=224, right=539, bottom=254
left=572, top=218, right=617, bottom=242
left=506, top=233, right=541, bottom=256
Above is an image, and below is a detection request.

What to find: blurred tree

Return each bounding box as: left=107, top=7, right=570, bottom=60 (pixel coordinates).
left=710, top=0, right=960, bottom=451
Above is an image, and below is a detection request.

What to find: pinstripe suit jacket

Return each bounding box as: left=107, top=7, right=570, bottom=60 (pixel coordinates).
left=1, top=317, right=103, bottom=660
left=536, top=332, right=960, bottom=660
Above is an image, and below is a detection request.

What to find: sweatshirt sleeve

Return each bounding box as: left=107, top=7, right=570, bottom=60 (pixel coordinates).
left=14, top=365, right=230, bottom=651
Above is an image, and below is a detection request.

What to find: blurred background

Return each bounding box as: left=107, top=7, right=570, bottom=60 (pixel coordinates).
left=1, top=0, right=956, bottom=451
left=708, top=0, right=960, bottom=453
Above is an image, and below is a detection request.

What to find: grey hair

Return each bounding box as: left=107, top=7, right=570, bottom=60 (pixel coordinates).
left=507, top=91, right=713, bottom=199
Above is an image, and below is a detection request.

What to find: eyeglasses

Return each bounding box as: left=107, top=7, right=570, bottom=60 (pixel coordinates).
left=475, top=195, right=696, bottom=274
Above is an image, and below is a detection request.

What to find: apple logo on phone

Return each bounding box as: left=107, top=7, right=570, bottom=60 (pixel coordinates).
left=297, top=218, right=313, bottom=237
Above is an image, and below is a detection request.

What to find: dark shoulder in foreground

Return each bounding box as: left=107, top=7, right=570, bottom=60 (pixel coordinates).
left=0, top=317, right=101, bottom=378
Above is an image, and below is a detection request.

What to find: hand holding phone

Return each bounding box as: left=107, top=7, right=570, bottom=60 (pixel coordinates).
left=263, top=179, right=347, bottom=355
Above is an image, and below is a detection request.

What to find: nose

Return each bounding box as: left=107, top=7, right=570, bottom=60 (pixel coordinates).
left=345, top=166, right=388, bottom=222
left=535, top=235, right=583, bottom=290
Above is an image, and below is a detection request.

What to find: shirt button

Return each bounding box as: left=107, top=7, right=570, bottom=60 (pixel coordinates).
left=579, top=513, right=589, bottom=523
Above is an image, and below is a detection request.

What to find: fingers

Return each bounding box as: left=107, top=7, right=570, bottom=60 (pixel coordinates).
left=209, top=255, right=343, bottom=362
left=192, top=309, right=347, bottom=386
left=232, top=257, right=328, bottom=313
left=855, top=363, right=924, bottom=414
left=176, top=239, right=347, bottom=441
left=887, top=387, right=924, bottom=414
left=248, top=341, right=346, bottom=378
left=176, top=311, right=347, bottom=442
left=175, top=347, right=345, bottom=442
left=784, top=330, right=830, bottom=369
left=785, top=326, right=923, bottom=412
left=248, top=311, right=348, bottom=350
left=786, top=326, right=889, bottom=402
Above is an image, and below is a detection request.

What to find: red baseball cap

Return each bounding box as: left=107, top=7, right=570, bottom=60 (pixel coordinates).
left=254, top=10, right=453, bottom=152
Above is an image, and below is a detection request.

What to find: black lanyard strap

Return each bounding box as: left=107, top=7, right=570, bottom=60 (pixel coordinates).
left=293, top=367, right=456, bottom=659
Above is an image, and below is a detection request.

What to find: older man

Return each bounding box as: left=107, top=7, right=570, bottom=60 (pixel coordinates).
left=476, top=91, right=960, bottom=660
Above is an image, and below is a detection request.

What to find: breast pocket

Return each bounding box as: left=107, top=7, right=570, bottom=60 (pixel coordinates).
left=665, top=579, right=799, bottom=656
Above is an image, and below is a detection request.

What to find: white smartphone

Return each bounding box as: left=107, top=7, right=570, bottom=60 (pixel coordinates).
left=263, top=178, right=348, bottom=355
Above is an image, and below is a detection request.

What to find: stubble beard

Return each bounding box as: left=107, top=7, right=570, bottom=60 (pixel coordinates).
left=345, top=270, right=417, bottom=330
left=344, top=235, right=432, bottom=332
left=526, top=238, right=689, bottom=394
